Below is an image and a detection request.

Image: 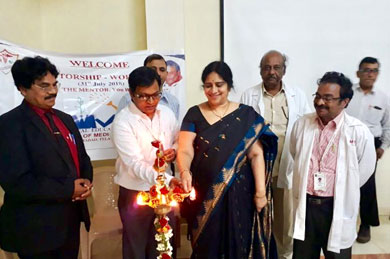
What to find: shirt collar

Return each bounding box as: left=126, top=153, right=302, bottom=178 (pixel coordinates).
left=316, top=110, right=344, bottom=130
left=25, top=100, right=53, bottom=116
left=262, top=82, right=285, bottom=96
left=356, top=85, right=375, bottom=95
left=129, top=100, right=161, bottom=119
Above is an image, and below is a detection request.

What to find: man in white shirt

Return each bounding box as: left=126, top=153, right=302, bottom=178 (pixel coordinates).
left=241, top=50, right=311, bottom=259
left=345, top=57, right=390, bottom=243
left=112, top=66, right=180, bottom=259
left=290, top=72, right=376, bottom=258
left=117, top=54, right=180, bottom=119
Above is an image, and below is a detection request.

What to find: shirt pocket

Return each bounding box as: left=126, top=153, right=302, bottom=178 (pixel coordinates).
left=365, top=106, right=384, bottom=125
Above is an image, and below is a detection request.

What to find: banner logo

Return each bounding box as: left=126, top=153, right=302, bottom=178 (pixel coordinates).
left=0, top=49, right=18, bottom=74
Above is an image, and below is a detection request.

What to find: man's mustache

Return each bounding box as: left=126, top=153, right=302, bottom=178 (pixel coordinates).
left=44, top=94, right=57, bottom=100
left=266, top=74, right=278, bottom=79
left=315, top=105, right=328, bottom=109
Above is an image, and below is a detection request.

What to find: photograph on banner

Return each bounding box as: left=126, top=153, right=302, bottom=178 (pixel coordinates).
left=0, top=40, right=186, bottom=160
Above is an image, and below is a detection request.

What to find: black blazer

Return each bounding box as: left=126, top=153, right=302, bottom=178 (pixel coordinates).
left=0, top=101, right=93, bottom=254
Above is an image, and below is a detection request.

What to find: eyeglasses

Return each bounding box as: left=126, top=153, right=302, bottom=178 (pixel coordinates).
left=134, top=92, right=162, bottom=102
left=359, top=68, right=379, bottom=74
left=203, top=81, right=226, bottom=89
left=313, top=93, right=341, bottom=103
left=32, top=82, right=61, bottom=92
left=260, top=65, right=284, bottom=73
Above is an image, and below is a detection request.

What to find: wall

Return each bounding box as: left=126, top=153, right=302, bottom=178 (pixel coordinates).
left=0, top=0, right=146, bottom=54
left=0, top=0, right=221, bottom=167
left=0, top=0, right=43, bottom=48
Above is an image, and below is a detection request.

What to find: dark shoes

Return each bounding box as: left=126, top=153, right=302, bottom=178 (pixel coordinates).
left=356, top=225, right=371, bottom=243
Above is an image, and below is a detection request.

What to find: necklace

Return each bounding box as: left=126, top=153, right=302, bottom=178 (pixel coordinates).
left=208, top=101, right=230, bottom=120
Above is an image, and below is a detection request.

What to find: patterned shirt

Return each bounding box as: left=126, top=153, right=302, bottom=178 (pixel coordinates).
left=307, top=111, right=344, bottom=197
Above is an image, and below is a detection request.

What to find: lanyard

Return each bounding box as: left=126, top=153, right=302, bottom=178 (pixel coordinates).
left=317, top=115, right=344, bottom=171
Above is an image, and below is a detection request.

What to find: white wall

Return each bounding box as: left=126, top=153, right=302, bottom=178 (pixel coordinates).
left=145, top=0, right=221, bottom=107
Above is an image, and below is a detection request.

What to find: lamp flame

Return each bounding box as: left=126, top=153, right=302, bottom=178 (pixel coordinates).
left=161, top=195, right=167, bottom=204
left=189, top=187, right=196, bottom=201
left=137, top=192, right=148, bottom=205
left=169, top=200, right=178, bottom=207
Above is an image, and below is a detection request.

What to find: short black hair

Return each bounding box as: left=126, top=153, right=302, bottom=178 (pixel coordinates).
left=201, top=61, right=234, bottom=90
left=359, top=57, right=380, bottom=69
left=317, top=71, right=353, bottom=102
left=128, top=66, right=161, bottom=93
left=11, top=56, right=59, bottom=90
left=143, top=54, right=166, bottom=66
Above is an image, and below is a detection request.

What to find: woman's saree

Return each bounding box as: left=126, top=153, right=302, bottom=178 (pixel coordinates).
left=181, top=105, right=278, bottom=259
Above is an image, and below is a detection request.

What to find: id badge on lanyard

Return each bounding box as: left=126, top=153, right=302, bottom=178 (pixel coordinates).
left=314, top=116, right=343, bottom=192
left=314, top=172, right=326, bottom=191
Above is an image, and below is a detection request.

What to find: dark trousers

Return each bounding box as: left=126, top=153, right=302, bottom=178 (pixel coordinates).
left=118, top=187, right=176, bottom=259
left=359, top=137, right=381, bottom=227
left=18, top=205, right=81, bottom=259
left=292, top=195, right=352, bottom=259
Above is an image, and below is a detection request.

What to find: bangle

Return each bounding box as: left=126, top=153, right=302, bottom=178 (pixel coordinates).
left=254, top=194, right=266, bottom=199
left=180, top=169, right=190, bottom=175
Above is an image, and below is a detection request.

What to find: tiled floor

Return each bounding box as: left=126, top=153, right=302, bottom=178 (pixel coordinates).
left=177, top=215, right=390, bottom=259
left=0, top=216, right=387, bottom=259
left=350, top=216, right=390, bottom=257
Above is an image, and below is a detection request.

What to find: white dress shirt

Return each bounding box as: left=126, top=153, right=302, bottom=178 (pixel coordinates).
left=346, top=84, right=390, bottom=149
left=112, top=101, right=179, bottom=191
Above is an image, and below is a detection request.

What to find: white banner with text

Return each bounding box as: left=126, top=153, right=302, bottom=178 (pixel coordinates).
left=0, top=40, right=186, bottom=160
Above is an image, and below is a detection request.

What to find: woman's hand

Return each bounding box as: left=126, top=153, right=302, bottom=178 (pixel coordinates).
left=254, top=195, right=267, bottom=212
left=181, top=170, right=192, bottom=193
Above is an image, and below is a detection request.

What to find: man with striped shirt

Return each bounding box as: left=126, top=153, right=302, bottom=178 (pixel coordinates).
left=290, top=72, right=376, bottom=258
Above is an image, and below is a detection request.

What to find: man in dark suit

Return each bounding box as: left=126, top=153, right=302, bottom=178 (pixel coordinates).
left=0, top=56, right=93, bottom=259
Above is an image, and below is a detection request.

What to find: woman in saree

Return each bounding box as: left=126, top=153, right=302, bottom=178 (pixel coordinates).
left=177, top=61, right=278, bottom=259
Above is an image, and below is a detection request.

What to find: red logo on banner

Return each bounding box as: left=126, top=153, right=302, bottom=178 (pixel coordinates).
left=0, top=49, right=19, bottom=74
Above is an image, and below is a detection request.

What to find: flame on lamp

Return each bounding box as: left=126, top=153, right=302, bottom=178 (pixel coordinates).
left=189, top=187, right=196, bottom=201
left=169, top=200, right=178, bottom=207
left=137, top=192, right=148, bottom=205
left=161, top=195, right=167, bottom=204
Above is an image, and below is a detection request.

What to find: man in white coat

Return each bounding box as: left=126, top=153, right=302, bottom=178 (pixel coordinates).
left=290, top=72, right=376, bottom=258
left=241, top=50, right=311, bottom=259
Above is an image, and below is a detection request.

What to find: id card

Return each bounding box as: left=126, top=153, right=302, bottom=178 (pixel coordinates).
left=314, top=172, right=326, bottom=191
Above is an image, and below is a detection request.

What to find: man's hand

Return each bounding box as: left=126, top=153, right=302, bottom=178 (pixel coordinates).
left=376, top=148, right=384, bottom=159
left=72, top=178, right=93, bottom=201
left=164, top=149, right=176, bottom=163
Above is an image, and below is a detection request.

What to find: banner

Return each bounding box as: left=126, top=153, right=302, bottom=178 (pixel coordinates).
left=0, top=40, right=186, bottom=160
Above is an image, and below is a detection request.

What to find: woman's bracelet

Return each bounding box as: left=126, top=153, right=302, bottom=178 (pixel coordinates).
left=254, top=194, right=266, bottom=199
left=180, top=169, right=190, bottom=176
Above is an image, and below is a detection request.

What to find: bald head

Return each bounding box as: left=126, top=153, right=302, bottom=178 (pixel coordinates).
left=260, top=50, right=287, bottom=92
left=260, top=50, right=287, bottom=69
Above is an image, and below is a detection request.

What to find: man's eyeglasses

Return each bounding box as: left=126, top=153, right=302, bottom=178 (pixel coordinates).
left=134, top=92, right=162, bottom=102
left=33, top=82, right=61, bottom=92
left=359, top=68, right=379, bottom=74
left=313, top=93, right=341, bottom=103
